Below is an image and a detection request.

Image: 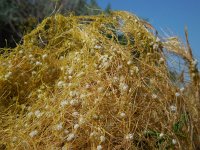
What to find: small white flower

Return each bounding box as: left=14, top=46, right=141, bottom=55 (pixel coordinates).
left=66, top=75, right=71, bottom=80
left=152, top=94, right=158, bottom=99
left=72, top=111, right=79, bottom=117
left=94, top=45, right=101, bottom=49
left=175, top=92, right=180, bottom=97
left=180, top=87, right=185, bottom=92
left=192, top=59, right=198, bottom=66
left=113, top=76, right=118, bottom=83
left=172, top=139, right=177, bottom=145
left=57, top=81, right=65, bottom=88
left=27, top=112, right=33, bottom=117
left=133, top=66, right=139, bottom=73
left=5, top=72, right=12, bottom=79
left=32, top=71, right=37, bottom=75
left=55, top=123, right=63, bottom=131
left=70, top=99, right=79, bottom=106
left=74, top=124, right=79, bottom=130
left=125, top=133, right=133, bottom=140
left=120, top=112, right=126, bottom=118
left=97, top=145, right=102, bottom=150
left=69, top=91, right=78, bottom=97
left=90, top=131, right=97, bottom=137
left=29, top=54, right=33, bottom=58
left=19, top=50, right=23, bottom=54
left=34, top=110, right=43, bottom=118
left=60, top=56, right=64, bottom=60
left=156, top=37, right=160, bottom=42
left=67, top=133, right=75, bottom=142
left=35, top=61, right=42, bottom=66
left=169, top=105, right=177, bottom=113
left=153, top=44, right=158, bottom=49
left=60, top=100, right=68, bottom=108
left=64, top=129, right=69, bottom=134
left=12, top=136, right=17, bottom=142
left=119, top=83, right=129, bottom=92
left=97, top=87, right=104, bottom=93
left=102, top=61, right=110, bottom=69
left=29, top=130, right=38, bottom=138
left=79, top=116, right=85, bottom=125
left=159, top=133, right=164, bottom=138
left=85, top=84, right=90, bottom=89
left=159, top=57, right=164, bottom=63
left=42, top=54, right=48, bottom=59
left=127, top=60, right=133, bottom=65
left=100, top=135, right=106, bottom=143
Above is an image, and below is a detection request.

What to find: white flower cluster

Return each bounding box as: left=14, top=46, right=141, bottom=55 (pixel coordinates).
left=60, top=100, right=69, bottom=108
left=73, top=124, right=79, bottom=130
left=35, top=61, right=42, bottom=66
left=169, top=105, right=177, bottom=113
left=70, top=99, right=79, bottom=106
left=72, top=111, right=79, bottom=117
left=5, top=71, right=12, bottom=79
left=57, top=81, right=65, bottom=88
left=151, top=94, right=158, bottom=99
left=175, top=92, right=180, bottom=97
left=125, top=133, right=133, bottom=140
left=120, top=112, right=126, bottom=118
left=34, top=110, right=43, bottom=118
left=97, top=145, right=102, bottom=150
left=66, top=133, right=75, bottom=142
left=100, top=135, right=106, bottom=143
left=54, top=122, right=63, bottom=131
left=29, top=130, right=38, bottom=138
left=119, top=82, right=129, bottom=93
left=99, top=55, right=112, bottom=69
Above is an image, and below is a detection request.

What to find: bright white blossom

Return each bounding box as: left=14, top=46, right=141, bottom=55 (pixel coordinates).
left=159, top=133, right=164, bottom=138
left=29, top=130, right=38, bottom=138
left=34, top=110, right=43, bottom=118
left=64, top=129, right=69, bottom=134
left=100, top=135, right=106, bottom=143
left=125, top=133, right=133, bottom=140
left=57, top=81, right=65, bottom=88
left=119, top=83, right=129, bottom=92
left=60, top=100, right=69, bottom=108
left=74, top=124, right=79, bottom=130
left=72, top=111, right=79, bottom=117
left=127, top=60, right=133, bottom=65
left=152, top=94, right=158, bottom=99
left=70, top=99, right=79, bottom=106
left=175, top=92, right=180, bottom=97
left=55, top=123, right=63, bottom=131
left=42, top=54, right=48, bottom=59
left=67, top=133, right=75, bottom=142
left=94, top=45, right=102, bottom=49
left=5, top=72, right=12, bottom=79
left=35, top=61, right=42, bottom=66
left=172, top=139, right=177, bottom=145
left=120, top=112, right=126, bottom=118
left=97, top=145, right=103, bottom=150
left=169, top=105, right=177, bottom=113
left=180, top=87, right=185, bottom=92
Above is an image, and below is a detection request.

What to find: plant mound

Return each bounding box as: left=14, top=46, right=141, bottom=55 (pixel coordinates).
left=0, top=11, right=199, bottom=149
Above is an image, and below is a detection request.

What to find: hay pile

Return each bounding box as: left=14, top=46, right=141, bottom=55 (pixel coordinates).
left=0, top=11, right=199, bottom=149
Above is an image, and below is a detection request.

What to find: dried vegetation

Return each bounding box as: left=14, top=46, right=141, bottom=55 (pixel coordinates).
left=0, top=11, right=199, bottom=149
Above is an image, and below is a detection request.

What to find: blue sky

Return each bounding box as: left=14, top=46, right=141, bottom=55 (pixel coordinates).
left=97, top=0, right=200, bottom=62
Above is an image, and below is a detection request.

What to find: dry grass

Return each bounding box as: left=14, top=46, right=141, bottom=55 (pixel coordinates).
left=0, top=11, right=199, bottom=149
